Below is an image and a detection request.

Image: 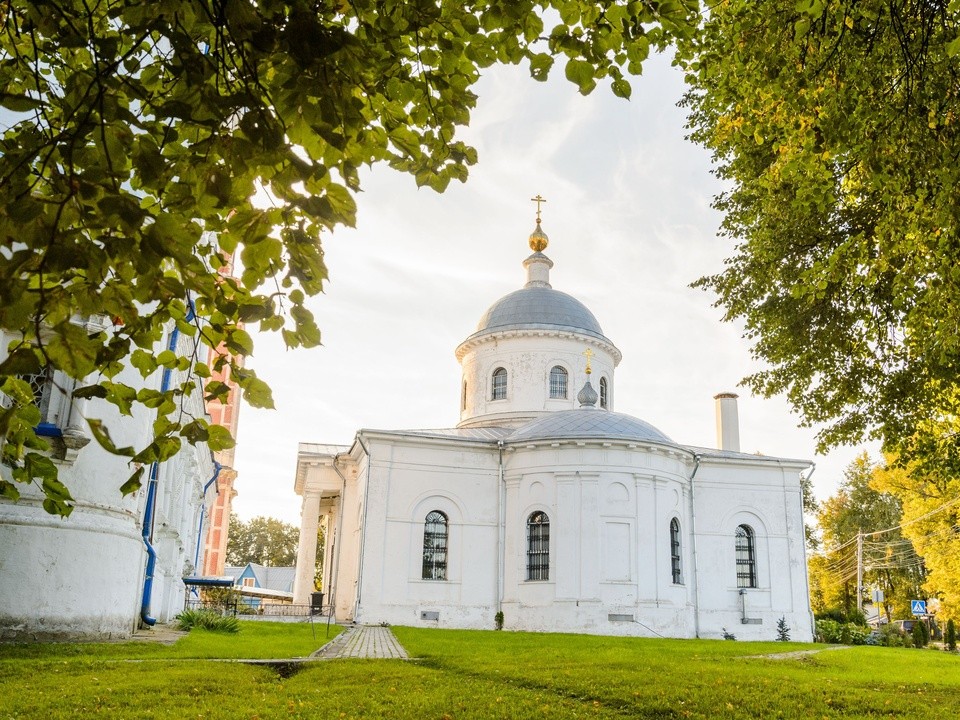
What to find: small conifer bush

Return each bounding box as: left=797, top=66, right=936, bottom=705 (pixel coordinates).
left=946, top=619, right=957, bottom=651
left=776, top=616, right=790, bottom=642
left=911, top=621, right=927, bottom=648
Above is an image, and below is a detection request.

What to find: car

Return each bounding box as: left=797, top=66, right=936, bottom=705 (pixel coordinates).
left=892, top=619, right=916, bottom=633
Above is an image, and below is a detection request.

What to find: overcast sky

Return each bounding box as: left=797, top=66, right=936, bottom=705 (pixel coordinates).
left=230, top=52, right=877, bottom=526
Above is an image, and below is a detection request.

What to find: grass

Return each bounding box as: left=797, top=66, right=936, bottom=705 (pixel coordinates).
left=0, top=618, right=339, bottom=661
left=1, top=625, right=958, bottom=719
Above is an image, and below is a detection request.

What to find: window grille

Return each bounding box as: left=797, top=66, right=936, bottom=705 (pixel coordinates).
left=491, top=367, right=508, bottom=400
left=735, top=524, right=757, bottom=588
left=1, top=368, right=56, bottom=424
left=670, top=518, right=682, bottom=584
left=422, top=511, right=448, bottom=580
left=526, top=511, right=550, bottom=581
left=549, top=366, right=567, bottom=399
left=599, top=377, right=608, bottom=409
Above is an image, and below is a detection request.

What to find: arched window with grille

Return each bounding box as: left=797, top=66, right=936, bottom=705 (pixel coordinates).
left=491, top=367, right=508, bottom=400
left=422, top=511, right=448, bottom=580
left=599, top=377, right=608, bottom=409
left=526, top=511, right=550, bottom=580
left=735, top=524, right=757, bottom=588
left=549, top=366, right=568, bottom=399
left=670, top=518, right=682, bottom=584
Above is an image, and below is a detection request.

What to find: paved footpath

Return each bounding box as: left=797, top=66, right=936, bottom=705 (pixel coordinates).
left=312, top=625, right=409, bottom=660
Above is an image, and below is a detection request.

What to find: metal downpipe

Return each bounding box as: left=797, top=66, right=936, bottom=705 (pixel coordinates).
left=688, top=452, right=702, bottom=639
left=193, top=460, right=222, bottom=574
left=140, top=302, right=194, bottom=626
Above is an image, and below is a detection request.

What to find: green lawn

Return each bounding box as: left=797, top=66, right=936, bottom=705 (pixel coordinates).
left=0, top=618, right=338, bottom=661
left=1, top=625, right=958, bottom=719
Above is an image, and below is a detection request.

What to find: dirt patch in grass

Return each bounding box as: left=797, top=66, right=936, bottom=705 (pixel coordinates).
left=741, top=645, right=853, bottom=660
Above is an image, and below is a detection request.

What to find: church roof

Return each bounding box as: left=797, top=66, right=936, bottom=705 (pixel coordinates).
left=507, top=408, right=674, bottom=445
left=363, top=426, right=513, bottom=442
left=471, top=286, right=607, bottom=339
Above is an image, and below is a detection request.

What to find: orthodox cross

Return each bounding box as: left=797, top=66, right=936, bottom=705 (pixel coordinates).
left=531, top=194, right=547, bottom=223
left=583, top=347, right=594, bottom=374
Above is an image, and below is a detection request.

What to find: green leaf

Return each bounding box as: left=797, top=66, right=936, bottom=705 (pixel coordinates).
left=120, top=466, right=145, bottom=495
left=564, top=59, right=598, bottom=95
left=529, top=53, right=554, bottom=81
left=241, top=377, right=275, bottom=409
left=206, top=424, right=236, bottom=452
left=87, top=419, right=136, bottom=457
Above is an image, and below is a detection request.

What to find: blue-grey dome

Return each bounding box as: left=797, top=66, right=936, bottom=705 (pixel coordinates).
left=475, top=287, right=605, bottom=337
left=508, top=408, right=674, bottom=445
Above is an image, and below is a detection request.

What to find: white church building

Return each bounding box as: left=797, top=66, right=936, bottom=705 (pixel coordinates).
left=0, top=315, right=217, bottom=640
left=293, top=217, right=814, bottom=641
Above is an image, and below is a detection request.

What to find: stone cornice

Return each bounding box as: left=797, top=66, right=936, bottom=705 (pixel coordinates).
left=455, top=326, right=622, bottom=364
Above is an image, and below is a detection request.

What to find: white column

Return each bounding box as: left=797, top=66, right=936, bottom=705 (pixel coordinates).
left=293, top=492, right=321, bottom=605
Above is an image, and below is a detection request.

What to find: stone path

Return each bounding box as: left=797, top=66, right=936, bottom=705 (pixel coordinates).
left=312, top=624, right=409, bottom=660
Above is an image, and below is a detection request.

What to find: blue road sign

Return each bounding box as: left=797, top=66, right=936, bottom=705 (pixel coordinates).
left=911, top=600, right=927, bottom=616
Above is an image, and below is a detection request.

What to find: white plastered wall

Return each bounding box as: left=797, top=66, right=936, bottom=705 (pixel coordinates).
left=0, top=324, right=213, bottom=640
left=457, top=332, right=617, bottom=428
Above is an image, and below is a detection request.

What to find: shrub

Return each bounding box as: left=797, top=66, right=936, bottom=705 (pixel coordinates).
left=946, top=619, right=957, bottom=652
left=814, top=608, right=868, bottom=626
left=846, top=625, right=869, bottom=645
left=815, top=619, right=842, bottom=643
left=878, top=624, right=904, bottom=647
left=176, top=609, right=240, bottom=633
left=494, top=611, right=504, bottom=631
left=815, top=619, right=868, bottom=645
left=846, top=609, right=868, bottom=627
left=815, top=608, right=847, bottom=623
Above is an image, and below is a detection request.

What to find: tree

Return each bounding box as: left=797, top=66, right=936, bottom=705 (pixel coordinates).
left=225, top=513, right=298, bottom=567
left=776, top=616, right=790, bottom=642
left=872, top=450, right=960, bottom=623
left=800, top=470, right=820, bottom=551
left=681, top=1, right=960, bottom=467
left=0, top=1, right=700, bottom=514
left=314, top=523, right=325, bottom=591
left=811, top=454, right=924, bottom=621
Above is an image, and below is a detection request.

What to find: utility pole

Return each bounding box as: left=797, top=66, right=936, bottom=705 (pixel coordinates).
left=856, top=530, right=864, bottom=614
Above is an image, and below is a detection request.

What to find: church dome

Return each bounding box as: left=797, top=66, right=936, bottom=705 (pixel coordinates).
left=474, top=286, right=606, bottom=339
left=507, top=408, right=674, bottom=445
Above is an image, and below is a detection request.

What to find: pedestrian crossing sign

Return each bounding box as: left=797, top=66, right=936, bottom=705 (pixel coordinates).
left=911, top=600, right=927, bottom=615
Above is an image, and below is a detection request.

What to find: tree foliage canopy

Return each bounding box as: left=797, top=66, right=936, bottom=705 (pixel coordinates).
left=0, top=0, right=699, bottom=513
left=682, top=1, right=960, bottom=463
left=872, top=445, right=960, bottom=622
left=225, top=513, right=298, bottom=566
left=810, top=454, right=924, bottom=621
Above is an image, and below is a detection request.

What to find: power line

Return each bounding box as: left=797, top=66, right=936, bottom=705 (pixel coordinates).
left=862, top=495, right=960, bottom=538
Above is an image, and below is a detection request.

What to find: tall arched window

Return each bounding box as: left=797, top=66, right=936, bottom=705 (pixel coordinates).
left=670, top=518, right=682, bottom=584
left=526, top=511, right=550, bottom=580
left=491, top=367, right=508, bottom=400
left=735, top=524, right=757, bottom=588
left=422, top=511, right=448, bottom=580
left=549, top=366, right=568, bottom=399
left=599, top=377, right=608, bottom=409
left=461, top=380, right=467, bottom=410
